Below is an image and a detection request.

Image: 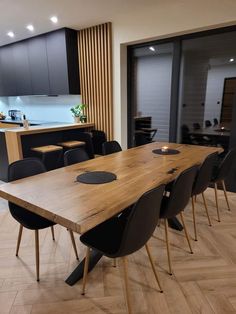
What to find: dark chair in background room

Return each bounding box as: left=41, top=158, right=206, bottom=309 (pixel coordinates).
left=193, top=123, right=201, bottom=130
left=213, top=118, right=219, bottom=126
left=8, top=158, right=79, bottom=281
left=160, top=165, right=198, bottom=275
left=135, top=131, right=152, bottom=146
left=191, top=153, right=218, bottom=241
left=211, top=148, right=236, bottom=222
left=102, top=140, right=122, bottom=155
left=205, top=120, right=212, bottom=128
left=64, top=147, right=90, bottom=166
left=80, top=184, right=165, bottom=314
left=181, top=124, right=198, bottom=145
left=91, top=130, right=107, bottom=155
left=134, top=116, right=157, bottom=143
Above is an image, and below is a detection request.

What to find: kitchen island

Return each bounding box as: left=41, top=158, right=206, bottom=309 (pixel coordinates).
left=0, top=122, right=94, bottom=181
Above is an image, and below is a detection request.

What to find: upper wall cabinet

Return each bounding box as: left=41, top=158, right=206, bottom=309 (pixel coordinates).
left=28, top=35, right=50, bottom=95
left=0, top=28, right=80, bottom=96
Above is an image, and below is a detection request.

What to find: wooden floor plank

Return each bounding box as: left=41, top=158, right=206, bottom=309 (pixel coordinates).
left=0, top=187, right=236, bottom=313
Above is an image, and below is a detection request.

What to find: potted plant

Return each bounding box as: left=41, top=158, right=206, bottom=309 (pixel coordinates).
left=70, top=104, right=87, bottom=123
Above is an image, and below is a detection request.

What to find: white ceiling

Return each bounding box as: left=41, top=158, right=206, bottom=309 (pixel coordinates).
left=0, top=0, right=153, bottom=46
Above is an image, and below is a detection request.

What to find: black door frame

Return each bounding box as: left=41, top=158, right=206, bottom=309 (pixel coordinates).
left=127, top=24, right=236, bottom=148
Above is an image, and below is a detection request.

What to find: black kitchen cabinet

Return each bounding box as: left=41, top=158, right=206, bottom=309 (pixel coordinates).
left=0, top=28, right=80, bottom=96
left=28, top=36, right=50, bottom=95
left=46, top=28, right=80, bottom=95
left=0, top=45, right=17, bottom=96
left=46, top=29, right=70, bottom=95
left=13, top=41, right=32, bottom=95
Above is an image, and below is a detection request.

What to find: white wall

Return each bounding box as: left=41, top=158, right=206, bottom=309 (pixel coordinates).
left=136, top=54, right=172, bottom=142
left=204, top=64, right=236, bottom=122
left=0, top=95, right=81, bottom=122
left=112, top=0, right=236, bottom=147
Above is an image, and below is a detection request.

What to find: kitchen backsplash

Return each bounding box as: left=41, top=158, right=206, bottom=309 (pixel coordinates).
left=0, top=95, right=82, bottom=122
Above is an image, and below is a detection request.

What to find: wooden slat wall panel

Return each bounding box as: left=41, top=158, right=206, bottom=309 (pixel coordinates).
left=78, top=22, right=113, bottom=140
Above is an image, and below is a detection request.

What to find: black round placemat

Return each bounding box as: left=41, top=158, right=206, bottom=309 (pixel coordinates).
left=152, top=149, right=180, bottom=155
left=76, top=171, right=117, bottom=184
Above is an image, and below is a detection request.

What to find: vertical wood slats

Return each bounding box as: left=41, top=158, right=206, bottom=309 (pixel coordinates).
left=78, top=22, right=113, bottom=140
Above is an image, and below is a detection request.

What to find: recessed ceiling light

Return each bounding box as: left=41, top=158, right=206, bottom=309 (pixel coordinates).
left=26, top=24, right=34, bottom=32
left=229, top=58, right=234, bottom=62
left=50, top=16, right=58, bottom=24
left=7, top=31, right=15, bottom=38
left=149, top=46, right=155, bottom=52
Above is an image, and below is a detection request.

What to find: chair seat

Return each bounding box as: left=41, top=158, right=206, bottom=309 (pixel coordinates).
left=80, top=216, right=126, bottom=258
left=10, top=204, right=56, bottom=230
left=31, top=145, right=63, bottom=154
left=58, top=140, right=86, bottom=148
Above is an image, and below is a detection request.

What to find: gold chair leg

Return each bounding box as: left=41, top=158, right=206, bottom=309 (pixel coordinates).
left=214, top=183, right=221, bottom=222
left=35, top=230, right=40, bottom=282
left=222, top=180, right=231, bottom=211
left=145, top=243, right=163, bottom=292
left=16, top=224, right=23, bottom=256
left=69, top=230, right=79, bottom=260
left=113, top=258, right=117, bottom=267
left=164, top=219, right=172, bottom=275
left=122, top=256, right=132, bottom=314
left=50, top=226, right=55, bottom=241
left=81, top=247, right=90, bottom=295
left=180, top=212, right=193, bottom=254
left=202, top=192, right=212, bottom=226
left=191, top=197, right=197, bottom=241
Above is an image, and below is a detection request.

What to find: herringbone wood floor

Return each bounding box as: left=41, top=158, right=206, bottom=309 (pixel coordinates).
left=0, top=187, right=236, bottom=313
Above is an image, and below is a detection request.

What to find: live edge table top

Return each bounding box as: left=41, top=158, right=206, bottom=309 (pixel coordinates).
left=0, top=143, right=222, bottom=234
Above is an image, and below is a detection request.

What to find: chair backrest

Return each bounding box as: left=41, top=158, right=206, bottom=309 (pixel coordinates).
left=8, top=158, right=52, bottom=230
left=205, top=120, right=212, bottom=128
left=135, top=132, right=150, bottom=146
left=91, top=130, right=107, bottom=155
left=192, top=153, right=218, bottom=196
left=75, top=132, right=94, bottom=159
left=102, top=140, right=122, bottom=155
left=116, top=185, right=165, bottom=257
left=181, top=124, right=191, bottom=144
left=214, top=148, right=236, bottom=182
left=64, top=148, right=89, bottom=166
left=193, top=123, right=201, bottom=130
left=8, top=157, right=46, bottom=181
left=162, top=165, right=198, bottom=218
left=213, top=118, right=218, bottom=126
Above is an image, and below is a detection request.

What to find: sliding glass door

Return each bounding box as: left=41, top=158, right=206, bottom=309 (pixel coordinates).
left=128, top=42, right=174, bottom=147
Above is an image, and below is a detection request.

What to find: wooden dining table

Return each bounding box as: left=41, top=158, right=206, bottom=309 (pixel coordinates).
left=0, top=142, right=222, bottom=285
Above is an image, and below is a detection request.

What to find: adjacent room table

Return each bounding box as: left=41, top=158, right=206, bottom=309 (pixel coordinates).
left=0, top=142, right=222, bottom=285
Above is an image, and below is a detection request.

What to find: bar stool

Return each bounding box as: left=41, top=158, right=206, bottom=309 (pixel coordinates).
left=58, top=140, right=86, bottom=149
left=31, top=145, right=63, bottom=171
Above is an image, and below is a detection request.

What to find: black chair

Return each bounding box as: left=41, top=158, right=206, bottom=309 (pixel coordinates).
left=160, top=165, right=198, bottom=275
left=205, top=120, right=212, bottom=128
left=91, top=130, right=107, bottom=155
left=213, top=118, right=219, bottom=126
left=80, top=185, right=165, bottom=313
left=8, top=158, right=79, bottom=281
left=193, top=123, right=201, bottom=130
left=191, top=153, right=218, bottom=241
left=211, top=148, right=236, bottom=221
left=181, top=124, right=199, bottom=145
left=64, top=147, right=89, bottom=166
left=102, top=140, right=122, bottom=155
left=135, top=131, right=151, bottom=146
